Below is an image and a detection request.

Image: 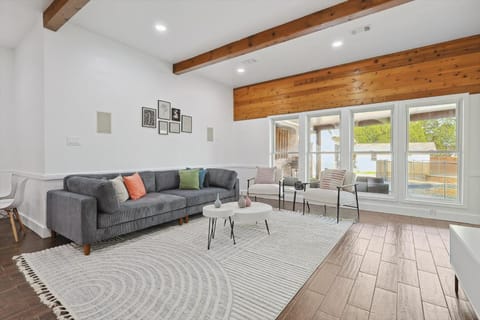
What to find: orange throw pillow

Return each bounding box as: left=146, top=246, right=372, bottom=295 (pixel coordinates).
left=123, top=173, right=146, bottom=200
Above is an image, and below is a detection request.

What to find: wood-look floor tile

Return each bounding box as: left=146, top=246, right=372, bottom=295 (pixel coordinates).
left=381, top=243, right=398, bottom=264
left=351, top=238, right=370, bottom=256
left=413, top=231, right=430, bottom=251
left=373, top=225, right=387, bottom=238
left=431, top=245, right=451, bottom=269
left=398, top=240, right=416, bottom=260
left=338, top=254, right=363, bottom=279
left=445, top=296, right=478, bottom=320
left=348, top=272, right=376, bottom=311
left=397, top=283, right=424, bottom=320
left=398, top=258, right=419, bottom=287
left=416, top=249, right=437, bottom=274
left=367, top=236, right=384, bottom=253
left=327, top=245, right=352, bottom=266
left=423, top=302, right=451, bottom=320
left=436, top=267, right=468, bottom=300
left=376, top=261, right=398, bottom=292
left=427, top=232, right=446, bottom=248
left=358, top=225, right=374, bottom=239
left=370, top=288, right=397, bottom=320
left=309, top=263, right=341, bottom=295
left=313, top=310, right=340, bottom=320
left=399, top=229, right=414, bottom=243
left=341, top=305, right=369, bottom=320
left=384, top=230, right=397, bottom=244
left=424, top=225, right=440, bottom=235
left=359, top=251, right=381, bottom=275
left=418, top=270, right=447, bottom=307
left=319, top=276, right=354, bottom=318
left=412, top=224, right=425, bottom=233
left=284, top=289, right=325, bottom=320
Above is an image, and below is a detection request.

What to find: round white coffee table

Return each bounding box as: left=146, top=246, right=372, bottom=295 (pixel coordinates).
left=224, top=202, right=273, bottom=234
left=202, top=204, right=236, bottom=250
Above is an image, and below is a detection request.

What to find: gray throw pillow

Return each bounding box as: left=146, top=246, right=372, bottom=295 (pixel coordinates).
left=66, top=176, right=120, bottom=213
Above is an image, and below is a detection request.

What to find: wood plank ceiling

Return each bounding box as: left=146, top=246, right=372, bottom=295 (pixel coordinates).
left=233, top=35, right=480, bottom=121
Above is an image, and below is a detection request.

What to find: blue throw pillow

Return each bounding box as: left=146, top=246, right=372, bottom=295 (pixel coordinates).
left=199, top=169, right=207, bottom=189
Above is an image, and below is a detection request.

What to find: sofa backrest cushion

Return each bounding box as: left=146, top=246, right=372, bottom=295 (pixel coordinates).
left=65, top=176, right=119, bottom=213
left=206, top=168, right=238, bottom=190
left=155, top=170, right=180, bottom=191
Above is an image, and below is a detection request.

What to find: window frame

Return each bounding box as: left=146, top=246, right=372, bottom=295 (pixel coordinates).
left=306, top=111, right=342, bottom=180
left=404, top=97, right=464, bottom=205
left=270, top=115, right=301, bottom=177
left=350, top=104, right=396, bottom=197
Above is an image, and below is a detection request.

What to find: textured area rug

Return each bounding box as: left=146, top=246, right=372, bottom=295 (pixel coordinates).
left=15, top=210, right=351, bottom=320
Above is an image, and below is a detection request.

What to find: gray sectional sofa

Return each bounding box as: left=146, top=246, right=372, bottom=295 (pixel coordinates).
left=47, top=168, right=239, bottom=255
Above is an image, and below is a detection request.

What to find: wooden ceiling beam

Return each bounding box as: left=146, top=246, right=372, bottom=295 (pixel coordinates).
left=44, top=0, right=90, bottom=31
left=173, top=0, right=412, bottom=75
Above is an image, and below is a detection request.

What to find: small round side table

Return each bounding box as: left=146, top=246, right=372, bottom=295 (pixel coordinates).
left=202, top=204, right=236, bottom=250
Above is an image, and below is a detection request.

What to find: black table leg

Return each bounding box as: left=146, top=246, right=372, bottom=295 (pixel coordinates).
left=455, top=274, right=459, bottom=296
left=265, top=219, right=270, bottom=235
left=293, top=191, right=297, bottom=211
left=228, top=216, right=236, bottom=245
left=207, top=218, right=212, bottom=250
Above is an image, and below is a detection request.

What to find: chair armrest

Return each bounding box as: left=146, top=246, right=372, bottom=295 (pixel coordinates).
left=47, top=190, right=98, bottom=245
left=336, top=183, right=359, bottom=193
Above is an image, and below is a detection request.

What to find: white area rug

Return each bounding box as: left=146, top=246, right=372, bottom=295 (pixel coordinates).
left=15, top=210, right=351, bottom=320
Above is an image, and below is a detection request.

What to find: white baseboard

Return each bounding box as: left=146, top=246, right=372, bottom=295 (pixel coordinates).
left=20, top=212, right=51, bottom=239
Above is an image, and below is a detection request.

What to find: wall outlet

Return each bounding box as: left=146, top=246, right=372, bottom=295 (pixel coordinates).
left=66, top=136, right=81, bottom=146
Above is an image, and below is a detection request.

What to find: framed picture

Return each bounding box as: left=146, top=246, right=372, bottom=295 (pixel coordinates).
left=181, top=115, right=192, bottom=133
left=142, top=107, right=156, bottom=128
left=158, top=121, right=168, bottom=135
left=171, top=108, right=181, bottom=121
left=169, top=122, right=180, bottom=133
left=157, top=100, right=171, bottom=120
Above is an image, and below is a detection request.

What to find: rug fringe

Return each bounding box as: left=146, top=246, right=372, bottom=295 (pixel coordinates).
left=13, top=255, right=75, bottom=320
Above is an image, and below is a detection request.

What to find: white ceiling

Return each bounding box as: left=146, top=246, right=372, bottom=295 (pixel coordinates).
left=0, top=0, right=52, bottom=48
left=2, top=0, right=479, bottom=89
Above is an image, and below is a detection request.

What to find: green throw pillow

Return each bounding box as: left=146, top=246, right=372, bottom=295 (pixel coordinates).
left=179, top=169, right=200, bottom=190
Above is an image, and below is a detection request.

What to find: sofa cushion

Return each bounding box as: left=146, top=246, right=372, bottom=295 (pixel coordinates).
left=179, top=169, right=200, bottom=190
left=161, top=187, right=233, bottom=207
left=255, top=167, right=276, bottom=184
left=155, top=170, right=179, bottom=191
left=205, top=168, right=237, bottom=190
left=65, top=176, right=119, bottom=213
left=97, top=192, right=186, bottom=228
left=110, top=176, right=129, bottom=202
left=123, top=173, right=147, bottom=200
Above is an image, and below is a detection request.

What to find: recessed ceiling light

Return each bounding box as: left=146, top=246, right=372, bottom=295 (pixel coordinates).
left=236, top=68, right=245, bottom=73
left=332, top=40, right=343, bottom=48
left=155, top=24, right=167, bottom=32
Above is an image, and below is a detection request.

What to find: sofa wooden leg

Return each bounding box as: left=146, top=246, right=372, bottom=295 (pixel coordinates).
left=83, top=244, right=91, bottom=256
left=185, top=215, right=189, bottom=223
left=178, top=218, right=184, bottom=225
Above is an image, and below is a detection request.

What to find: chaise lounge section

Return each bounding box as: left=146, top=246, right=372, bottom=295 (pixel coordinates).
left=47, top=168, right=239, bottom=255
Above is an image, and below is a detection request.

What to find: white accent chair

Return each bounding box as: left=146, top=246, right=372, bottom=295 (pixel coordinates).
left=0, top=178, right=28, bottom=242
left=301, top=170, right=359, bottom=223
left=247, top=168, right=282, bottom=209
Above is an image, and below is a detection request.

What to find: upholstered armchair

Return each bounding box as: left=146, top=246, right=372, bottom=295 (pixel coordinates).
left=247, top=167, right=282, bottom=209
left=301, top=169, right=359, bottom=223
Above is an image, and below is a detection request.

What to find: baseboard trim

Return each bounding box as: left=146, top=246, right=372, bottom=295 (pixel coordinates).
left=20, top=212, right=51, bottom=239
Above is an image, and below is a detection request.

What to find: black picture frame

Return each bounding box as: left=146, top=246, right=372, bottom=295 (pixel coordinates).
left=181, top=115, right=192, bottom=133
left=158, top=121, right=168, bottom=135
left=157, top=100, right=171, bottom=120
left=141, top=107, right=156, bottom=128
left=171, top=108, right=181, bottom=121
left=169, top=122, right=180, bottom=133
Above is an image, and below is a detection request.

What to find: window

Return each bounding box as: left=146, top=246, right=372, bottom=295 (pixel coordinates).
left=308, top=114, right=341, bottom=181
left=272, top=118, right=299, bottom=178
left=352, top=109, right=392, bottom=194
left=407, top=103, right=460, bottom=202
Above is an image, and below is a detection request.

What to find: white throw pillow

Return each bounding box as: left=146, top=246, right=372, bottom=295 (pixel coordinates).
left=110, top=175, right=129, bottom=202
left=320, top=169, right=346, bottom=190
left=255, top=167, right=276, bottom=184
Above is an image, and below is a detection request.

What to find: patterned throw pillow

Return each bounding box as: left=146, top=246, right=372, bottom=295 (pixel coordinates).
left=320, top=169, right=346, bottom=190
left=110, top=175, right=129, bottom=202
left=255, top=167, right=276, bottom=184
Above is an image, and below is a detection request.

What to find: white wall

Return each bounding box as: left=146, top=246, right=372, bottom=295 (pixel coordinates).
left=0, top=47, right=14, bottom=173
left=13, top=17, right=45, bottom=174
left=43, top=24, right=234, bottom=174
left=232, top=94, right=480, bottom=224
